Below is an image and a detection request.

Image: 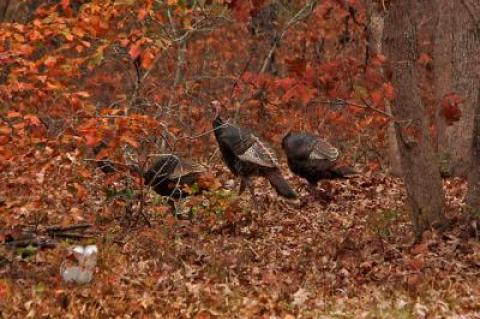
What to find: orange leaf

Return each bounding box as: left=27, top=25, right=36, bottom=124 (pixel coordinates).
left=165, top=215, right=176, bottom=227
left=371, top=54, right=386, bottom=66
left=75, top=91, right=90, bottom=97
left=411, top=242, right=428, bottom=255
left=84, top=134, right=101, bottom=147
left=44, top=56, right=57, bottom=68
left=0, top=126, right=12, bottom=135
left=129, top=43, right=141, bottom=60
left=78, top=167, right=92, bottom=178
left=72, top=26, right=86, bottom=38
left=70, top=96, right=82, bottom=109
left=7, top=112, right=22, bottom=118
left=18, top=44, right=34, bottom=56
left=37, top=75, right=47, bottom=83
left=407, top=256, right=425, bottom=272
left=0, top=135, right=10, bottom=145
left=141, top=50, right=155, bottom=69
left=120, top=135, right=140, bottom=148
left=73, top=183, right=88, bottom=201
left=24, top=115, right=41, bottom=126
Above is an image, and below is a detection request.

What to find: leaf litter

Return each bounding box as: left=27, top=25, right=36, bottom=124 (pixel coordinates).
left=0, top=162, right=479, bottom=318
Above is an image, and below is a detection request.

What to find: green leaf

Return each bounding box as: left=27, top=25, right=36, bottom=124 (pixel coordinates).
left=354, top=84, right=368, bottom=99
left=35, top=282, right=46, bottom=294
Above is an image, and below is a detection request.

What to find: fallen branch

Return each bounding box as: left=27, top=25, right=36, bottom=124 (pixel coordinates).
left=49, top=232, right=95, bottom=239
left=5, top=237, right=56, bottom=249
left=4, top=223, right=96, bottom=250
left=45, top=223, right=92, bottom=233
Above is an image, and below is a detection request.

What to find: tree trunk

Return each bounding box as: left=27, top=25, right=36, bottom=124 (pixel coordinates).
left=251, top=3, right=279, bottom=75
left=463, top=0, right=480, bottom=209
left=383, top=0, right=446, bottom=241
left=0, top=0, right=43, bottom=23
left=434, top=0, right=480, bottom=177
left=467, top=92, right=480, bottom=209
left=365, top=0, right=402, bottom=176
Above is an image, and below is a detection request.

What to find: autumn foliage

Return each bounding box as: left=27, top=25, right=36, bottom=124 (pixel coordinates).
left=1, top=0, right=478, bottom=317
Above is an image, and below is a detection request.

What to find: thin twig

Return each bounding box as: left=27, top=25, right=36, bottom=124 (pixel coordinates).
left=316, top=98, right=393, bottom=119
left=259, top=0, right=319, bottom=73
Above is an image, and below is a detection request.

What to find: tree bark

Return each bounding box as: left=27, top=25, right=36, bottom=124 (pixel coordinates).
left=0, top=0, right=43, bottom=23
left=383, top=0, right=446, bottom=241
left=467, top=92, right=480, bottom=209
left=434, top=0, right=480, bottom=176
left=365, top=0, right=402, bottom=176
left=463, top=0, right=480, bottom=209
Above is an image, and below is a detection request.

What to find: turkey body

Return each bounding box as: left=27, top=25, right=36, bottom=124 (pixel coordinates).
left=143, top=155, right=204, bottom=198
left=92, top=143, right=203, bottom=198
left=282, top=131, right=357, bottom=188
left=213, top=116, right=297, bottom=199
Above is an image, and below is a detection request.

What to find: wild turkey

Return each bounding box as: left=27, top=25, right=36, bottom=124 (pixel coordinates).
left=282, top=131, right=358, bottom=197
left=92, top=143, right=203, bottom=198
left=212, top=116, right=297, bottom=202
left=142, top=154, right=205, bottom=198
left=93, top=141, right=116, bottom=174
left=140, top=155, right=206, bottom=218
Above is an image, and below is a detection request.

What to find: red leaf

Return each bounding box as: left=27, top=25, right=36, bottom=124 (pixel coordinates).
left=273, top=78, right=296, bottom=91
left=286, top=57, right=306, bottom=77
left=370, top=90, right=383, bottom=106
left=62, top=0, right=70, bottom=10
left=382, top=82, right=395, bottom=101
left=442, top=92, right=463, bottom=125
left=371, top=54, right=386, bottom=66
left=138, top=8, right=148, bottom=20
left=418, top=53, right=432, bottom=65
left=282, top=85, right=299, bottom=103
left=0, top=282, right=8, bottom=299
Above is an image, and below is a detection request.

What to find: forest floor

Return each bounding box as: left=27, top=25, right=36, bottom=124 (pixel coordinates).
left=1, top=165, right=480, bottom=318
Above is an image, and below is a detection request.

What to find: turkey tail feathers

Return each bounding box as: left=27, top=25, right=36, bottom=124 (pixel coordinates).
left=265, top=171, right=297, bottom=199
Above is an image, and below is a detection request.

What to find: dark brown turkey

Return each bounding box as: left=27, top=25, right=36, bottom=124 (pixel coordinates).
left=282, top=131, right=357, bottom=197
left=92, top=142, right=204, bottom=198
left=213, top=116, right=297, bottom=202
left=142, top=154, right=205, bottom=198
